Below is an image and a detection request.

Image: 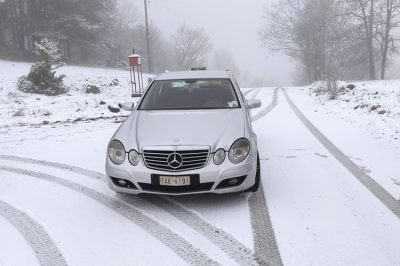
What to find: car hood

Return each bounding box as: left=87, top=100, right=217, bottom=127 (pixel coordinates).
left=116, top=109, right=246, bottom=151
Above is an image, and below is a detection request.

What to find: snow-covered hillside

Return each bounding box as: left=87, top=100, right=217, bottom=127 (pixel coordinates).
left=0, top=60, right=151, bottom=127
left=307, top=80, right=400, bottom=149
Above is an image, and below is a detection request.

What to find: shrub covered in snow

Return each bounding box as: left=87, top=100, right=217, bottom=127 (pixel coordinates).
left=18, top=38, right=67, bottom=96
left=309, top=80, right=345, bottom=100
left=326, top=79, right=340, bottom=100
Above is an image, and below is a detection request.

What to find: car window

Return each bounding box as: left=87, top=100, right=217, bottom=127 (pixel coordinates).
left=138, top=79, right=241, bottom=110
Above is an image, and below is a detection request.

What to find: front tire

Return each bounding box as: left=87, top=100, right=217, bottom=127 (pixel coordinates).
left=246, top=153, right=260, bottom=193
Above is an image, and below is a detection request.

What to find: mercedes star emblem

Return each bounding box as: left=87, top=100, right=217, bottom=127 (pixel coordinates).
left=167, top=152, right=183, bottom=169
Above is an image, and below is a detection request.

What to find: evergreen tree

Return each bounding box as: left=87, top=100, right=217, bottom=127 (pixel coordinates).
left=18, top=38, right=67, bottom=96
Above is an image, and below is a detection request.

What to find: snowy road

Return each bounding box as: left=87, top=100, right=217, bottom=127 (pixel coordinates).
left=254, top=88, right=400, bottom=265
left=1, top=87, right=400, bottom=265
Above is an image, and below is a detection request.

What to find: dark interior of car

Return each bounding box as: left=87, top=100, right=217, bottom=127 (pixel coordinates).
left=146, top=81, right=238, bottom=109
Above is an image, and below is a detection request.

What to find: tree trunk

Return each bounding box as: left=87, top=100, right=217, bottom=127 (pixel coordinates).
left=10, top=0, right=19, bottom=49
left=0, top=2, right=5, bottom=46
left=367, top=38, right=376, bottom=79
left=368, top=0, right=376, bottom=80
left=381, top=0, right=393, bottom=80
left=305, top=39, right=313, bottom=83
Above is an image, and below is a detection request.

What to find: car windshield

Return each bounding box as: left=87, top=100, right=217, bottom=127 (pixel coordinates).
left=138, top=79, right=241, bottom=110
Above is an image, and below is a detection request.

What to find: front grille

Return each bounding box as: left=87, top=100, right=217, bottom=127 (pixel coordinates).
left=143, top=149, right=210, bottom=172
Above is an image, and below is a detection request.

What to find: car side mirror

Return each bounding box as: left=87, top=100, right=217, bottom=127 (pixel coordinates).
left=247, top=99, right=261, bottom=109
left=122, top=102, right=135, bottom=111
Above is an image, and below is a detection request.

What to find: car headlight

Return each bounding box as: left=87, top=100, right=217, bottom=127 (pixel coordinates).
left=108, top=140, right=126, bottom=165
left=213, top=149, right=226, bottom=165
left=229, top=138, right=250, bottom=164
left=128, top=150, right=140, bottom=166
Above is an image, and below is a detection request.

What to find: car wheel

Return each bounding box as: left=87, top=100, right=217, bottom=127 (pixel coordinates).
left=245, top=152, right=260, bottom=193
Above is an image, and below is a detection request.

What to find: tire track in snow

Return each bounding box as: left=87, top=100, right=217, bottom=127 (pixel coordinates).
left=252, top=88, right=279, bottom=122
left=283, top=88, right=400, bottom=219
left=248, top=88, right=283, bottom=266
left=141, top=195, right=258, bottom=266
left=0, top=155, right=256, bottom=265
left=248, top=186, right=283, bottom=266
left=0, top=200, right=68, bottom=266
left=0, top=155, right=104, bottom=180
left=0, top=165, right=220, bottom=266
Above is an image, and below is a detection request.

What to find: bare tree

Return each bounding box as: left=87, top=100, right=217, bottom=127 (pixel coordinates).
left=0, top=1, right=5, bottom=49
left=375, top=0, right=400, bottom=79
left=339, top=0, right=378, bottom=79
left=109, top=0, right=140, bottom=65
left=109, top=1, right=175, bottom=73
left=172, top=24, right=212, bottom=70
left=134, top=24, right=175, bottom=73
left=260, top=0, right=353, bottom=82
left=259, top=0, right=304, bottom=68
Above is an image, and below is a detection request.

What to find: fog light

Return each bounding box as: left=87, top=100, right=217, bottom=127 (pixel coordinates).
left=118, top=179, right=127, bottom=186
left=228, top=178, right=238, bottom=185
left=216, top=176, right=247, bottom=189
left=111, top=177, right=137, bottom=189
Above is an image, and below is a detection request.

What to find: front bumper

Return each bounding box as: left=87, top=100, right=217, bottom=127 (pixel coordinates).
left=105, top=151, right=258, bottom=195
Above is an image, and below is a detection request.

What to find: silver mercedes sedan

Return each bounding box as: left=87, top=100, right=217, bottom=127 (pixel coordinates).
left=105, top=70, right=262, bottom=195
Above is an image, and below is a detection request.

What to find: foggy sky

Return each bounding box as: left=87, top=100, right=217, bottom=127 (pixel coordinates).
left=132, top=0, right=295, bottom=85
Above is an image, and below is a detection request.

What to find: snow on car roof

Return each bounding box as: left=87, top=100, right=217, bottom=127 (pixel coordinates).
left=154, top=70, right=232, bottom=80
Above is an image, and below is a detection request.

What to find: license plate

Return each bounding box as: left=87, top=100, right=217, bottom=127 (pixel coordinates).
left=159, top=176, right=191, bottom=186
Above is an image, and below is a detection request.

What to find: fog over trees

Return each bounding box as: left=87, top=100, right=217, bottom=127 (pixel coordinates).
left=0, top=0, right=214, bottom=74
left=0, top=0, right=115, bottom=63
left=1, top=0, right=400, bottom=85
left=259, top=0, right=400, bottom=83
left=172, top=25, right=212, bottom=70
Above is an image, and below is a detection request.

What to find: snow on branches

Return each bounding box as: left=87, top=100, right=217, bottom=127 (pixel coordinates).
left=18, top=38, right=67, bottom=96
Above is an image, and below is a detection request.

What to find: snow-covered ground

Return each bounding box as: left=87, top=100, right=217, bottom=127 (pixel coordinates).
left=254, top=88, right=400, bottom=265
left=288, top=87, right=400, bottom=198
left=0, top=120, right=254, bottom=265
left=307, top=80, right=400, bottom=149
left=1, top=61, right=400, bottom=265
left=0, top=60, right=151, bottom=127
